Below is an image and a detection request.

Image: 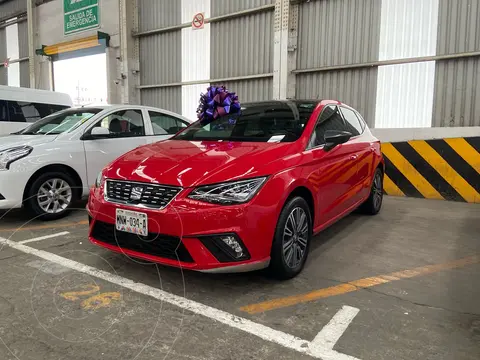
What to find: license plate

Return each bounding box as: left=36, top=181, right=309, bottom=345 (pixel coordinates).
left=115, top=209, right=148, bottom=236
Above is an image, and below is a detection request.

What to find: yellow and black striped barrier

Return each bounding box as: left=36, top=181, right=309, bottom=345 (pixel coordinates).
left=382, top=137, right=480, bottom=203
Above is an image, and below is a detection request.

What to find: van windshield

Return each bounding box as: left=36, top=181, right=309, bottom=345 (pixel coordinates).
left=17, top=108, right=103, bottom=135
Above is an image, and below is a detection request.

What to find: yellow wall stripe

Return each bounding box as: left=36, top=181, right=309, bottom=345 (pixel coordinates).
left=383, top=174, right=405, bottom=196
left=381, top=143, right=444, bottom=200
left=408, top=141, right=480, bottom=203
left=444, top=138, right=480, bottom=175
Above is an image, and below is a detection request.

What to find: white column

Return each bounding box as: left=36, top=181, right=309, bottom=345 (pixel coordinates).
left=119, top=0, right=140, bottom=104
left=273, top=0, right=297, bottom=100
left=27, top=0, right=35, bottom=88
left=181, top=0, right=211, bottom=121
left=374, top=0, right=439, bottom=128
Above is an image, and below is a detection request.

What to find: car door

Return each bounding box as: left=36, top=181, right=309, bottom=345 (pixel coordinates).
left=146, top=110, right=190, bottom=144
left=339, top=106, right=373, bottom=201
left=305, top=105, right=361, bottom=226
left=82, top=108, right=149, bottom=186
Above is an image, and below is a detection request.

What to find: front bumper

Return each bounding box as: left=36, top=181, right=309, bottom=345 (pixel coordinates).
left=87, top=184, right=279, bottom=273
left=0, top=170, right=29, bottom=210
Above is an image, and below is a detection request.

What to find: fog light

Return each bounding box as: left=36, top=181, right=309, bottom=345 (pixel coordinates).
left=220, top=235, right=244, bottom=259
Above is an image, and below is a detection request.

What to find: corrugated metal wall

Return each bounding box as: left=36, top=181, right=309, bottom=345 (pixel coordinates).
left=432, top=58, right=480, bottom=127
left=210, top=0, right=273, bottom=16
left=432, top=0, right=480, bottom=127
left=138, top=0, right=179, bottom=32
left=132, top=0, right=480, bottom=128
left=210, top=12, right=273, bottom=79
left=296, top=0, right=381, bottom=125
left=0, top=0, right=26, bottom=21
left=137, top=0, right=181, bottom=112
left=297, top=0, right=381, bottom=69
left=141, top=87, right=182, bottom=115
left=296, top=69, right=378, bottom=127
left=139, top=32, right=181, bottom=87
left=210, top=0, right=274, bottom=101
left=436, top=0, right=480, bottom=55
left=212, top=78, right=273, bottom=103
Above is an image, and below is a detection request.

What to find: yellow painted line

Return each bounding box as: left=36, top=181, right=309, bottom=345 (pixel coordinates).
left=409, top=140, right=479, bottom=203
left=381, top=143, right=443, bottom=200
left=444, top=138, right=480, bottom=174
left=60, top=284, right=100, bottom=301
left=0, top=219, right=88, bottom=232
left=383, top=174, right=405, bottom=197
left=81, top=292, right=121, bottom=310
left=240, top=254, right=480, bottom=314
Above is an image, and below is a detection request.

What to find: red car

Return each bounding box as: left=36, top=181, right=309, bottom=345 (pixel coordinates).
left=87, top=100, right=384, bottom=279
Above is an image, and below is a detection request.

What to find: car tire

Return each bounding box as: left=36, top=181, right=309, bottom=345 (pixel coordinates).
left=25, top=172, right=77, bottom=221
left=359, top=168, right=384, bottom=215
left=268, top=196, right=312, bottom=280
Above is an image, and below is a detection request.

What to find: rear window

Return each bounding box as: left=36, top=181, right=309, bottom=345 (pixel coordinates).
left=173, top=101, right=317, bottom=143
left=0, top=100, right=70, bottom=123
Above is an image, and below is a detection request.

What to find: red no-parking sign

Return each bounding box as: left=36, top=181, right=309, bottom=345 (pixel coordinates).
left=192, top=12, right=205, bottom=30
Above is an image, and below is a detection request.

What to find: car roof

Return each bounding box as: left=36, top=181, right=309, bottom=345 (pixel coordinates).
left=241, top=99, right=344, bottom=107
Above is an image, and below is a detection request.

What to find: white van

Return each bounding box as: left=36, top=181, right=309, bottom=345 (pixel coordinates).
left=0, top=85, right=73, bottom=135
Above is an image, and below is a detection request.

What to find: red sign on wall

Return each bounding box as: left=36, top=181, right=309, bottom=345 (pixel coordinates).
left=192, top=12, right=205, bottom=30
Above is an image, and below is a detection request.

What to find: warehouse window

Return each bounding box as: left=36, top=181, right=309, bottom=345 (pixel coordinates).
left=5, top=18, right=20, bottom=87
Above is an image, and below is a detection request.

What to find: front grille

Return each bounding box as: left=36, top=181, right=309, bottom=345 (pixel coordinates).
left=91, top=220, right=194, bottom=263
left=105, top=179, right=181, bottom=209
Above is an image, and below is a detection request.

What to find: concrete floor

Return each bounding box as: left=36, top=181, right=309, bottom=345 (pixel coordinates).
left=0, top=196, right=479, bottom=360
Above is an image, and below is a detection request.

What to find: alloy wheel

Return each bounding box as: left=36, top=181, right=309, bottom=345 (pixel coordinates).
left=282, top=207, right=309, bottom=269
left=372, top=172, right=383, bottom=211
left=37, top=178, right=73, bottom=214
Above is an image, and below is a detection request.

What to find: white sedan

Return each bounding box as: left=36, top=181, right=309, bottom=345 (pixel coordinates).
left=0, top=105, right=192, bottom=220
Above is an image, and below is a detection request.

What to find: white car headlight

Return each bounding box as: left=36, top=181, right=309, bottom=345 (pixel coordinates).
left=95, top=171, right=105, bottom=188
left=0, top=146, right=33, bottom=171
left=188, top=177, right=267, bottom=205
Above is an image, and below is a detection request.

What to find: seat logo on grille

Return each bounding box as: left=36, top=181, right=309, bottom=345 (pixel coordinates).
left=130, top=186, right=144, bottom=201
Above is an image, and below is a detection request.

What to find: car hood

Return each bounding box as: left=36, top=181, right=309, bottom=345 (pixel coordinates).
left=107, top=140, right=298, bottom=187
left=0, top=135, right=57, bottom=152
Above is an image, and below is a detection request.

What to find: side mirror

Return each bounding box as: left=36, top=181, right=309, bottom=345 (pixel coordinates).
left=324, top=130, right=352, bottom=151
left=90, top=127, right=110, bottom=138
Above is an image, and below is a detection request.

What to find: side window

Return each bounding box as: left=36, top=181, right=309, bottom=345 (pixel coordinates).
left=149, top=111, right=188, bottom=135
left=0, top=100, right=9, bottom=122
left=6, top=101, right=27, bottom=122
left=355, top=111, right=367, bottom=131
left=339, top=107, right=362, bottom=136
left=310, top=105, right=347, bottom=147
left=91, top=109, right=145, bottom=138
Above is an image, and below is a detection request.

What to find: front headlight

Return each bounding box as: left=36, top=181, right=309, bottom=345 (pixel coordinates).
left=0, top=146, right=33, bottom=171
left=95, top=171, right=105, bottom=188
left=188, top=177, right=267, bottom=205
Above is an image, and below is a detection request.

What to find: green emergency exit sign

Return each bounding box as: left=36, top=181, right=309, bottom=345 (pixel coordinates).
left=64, top=0, right=100, bottom=35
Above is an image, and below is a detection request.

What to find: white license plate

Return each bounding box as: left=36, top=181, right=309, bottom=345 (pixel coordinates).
left=115, top=209, right=148, bottom=236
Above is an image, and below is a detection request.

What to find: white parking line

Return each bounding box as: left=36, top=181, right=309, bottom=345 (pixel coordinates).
left=18, top=231, right=70, bottom=244
left=0, top=234, right=361, bottom=360
left=310, top=306, right=360, bottom=353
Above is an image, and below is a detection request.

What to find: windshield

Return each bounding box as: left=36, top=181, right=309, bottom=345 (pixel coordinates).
left=17, top=108, right=103, bottom=135
left=172, top=101, right=317, bottom=143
